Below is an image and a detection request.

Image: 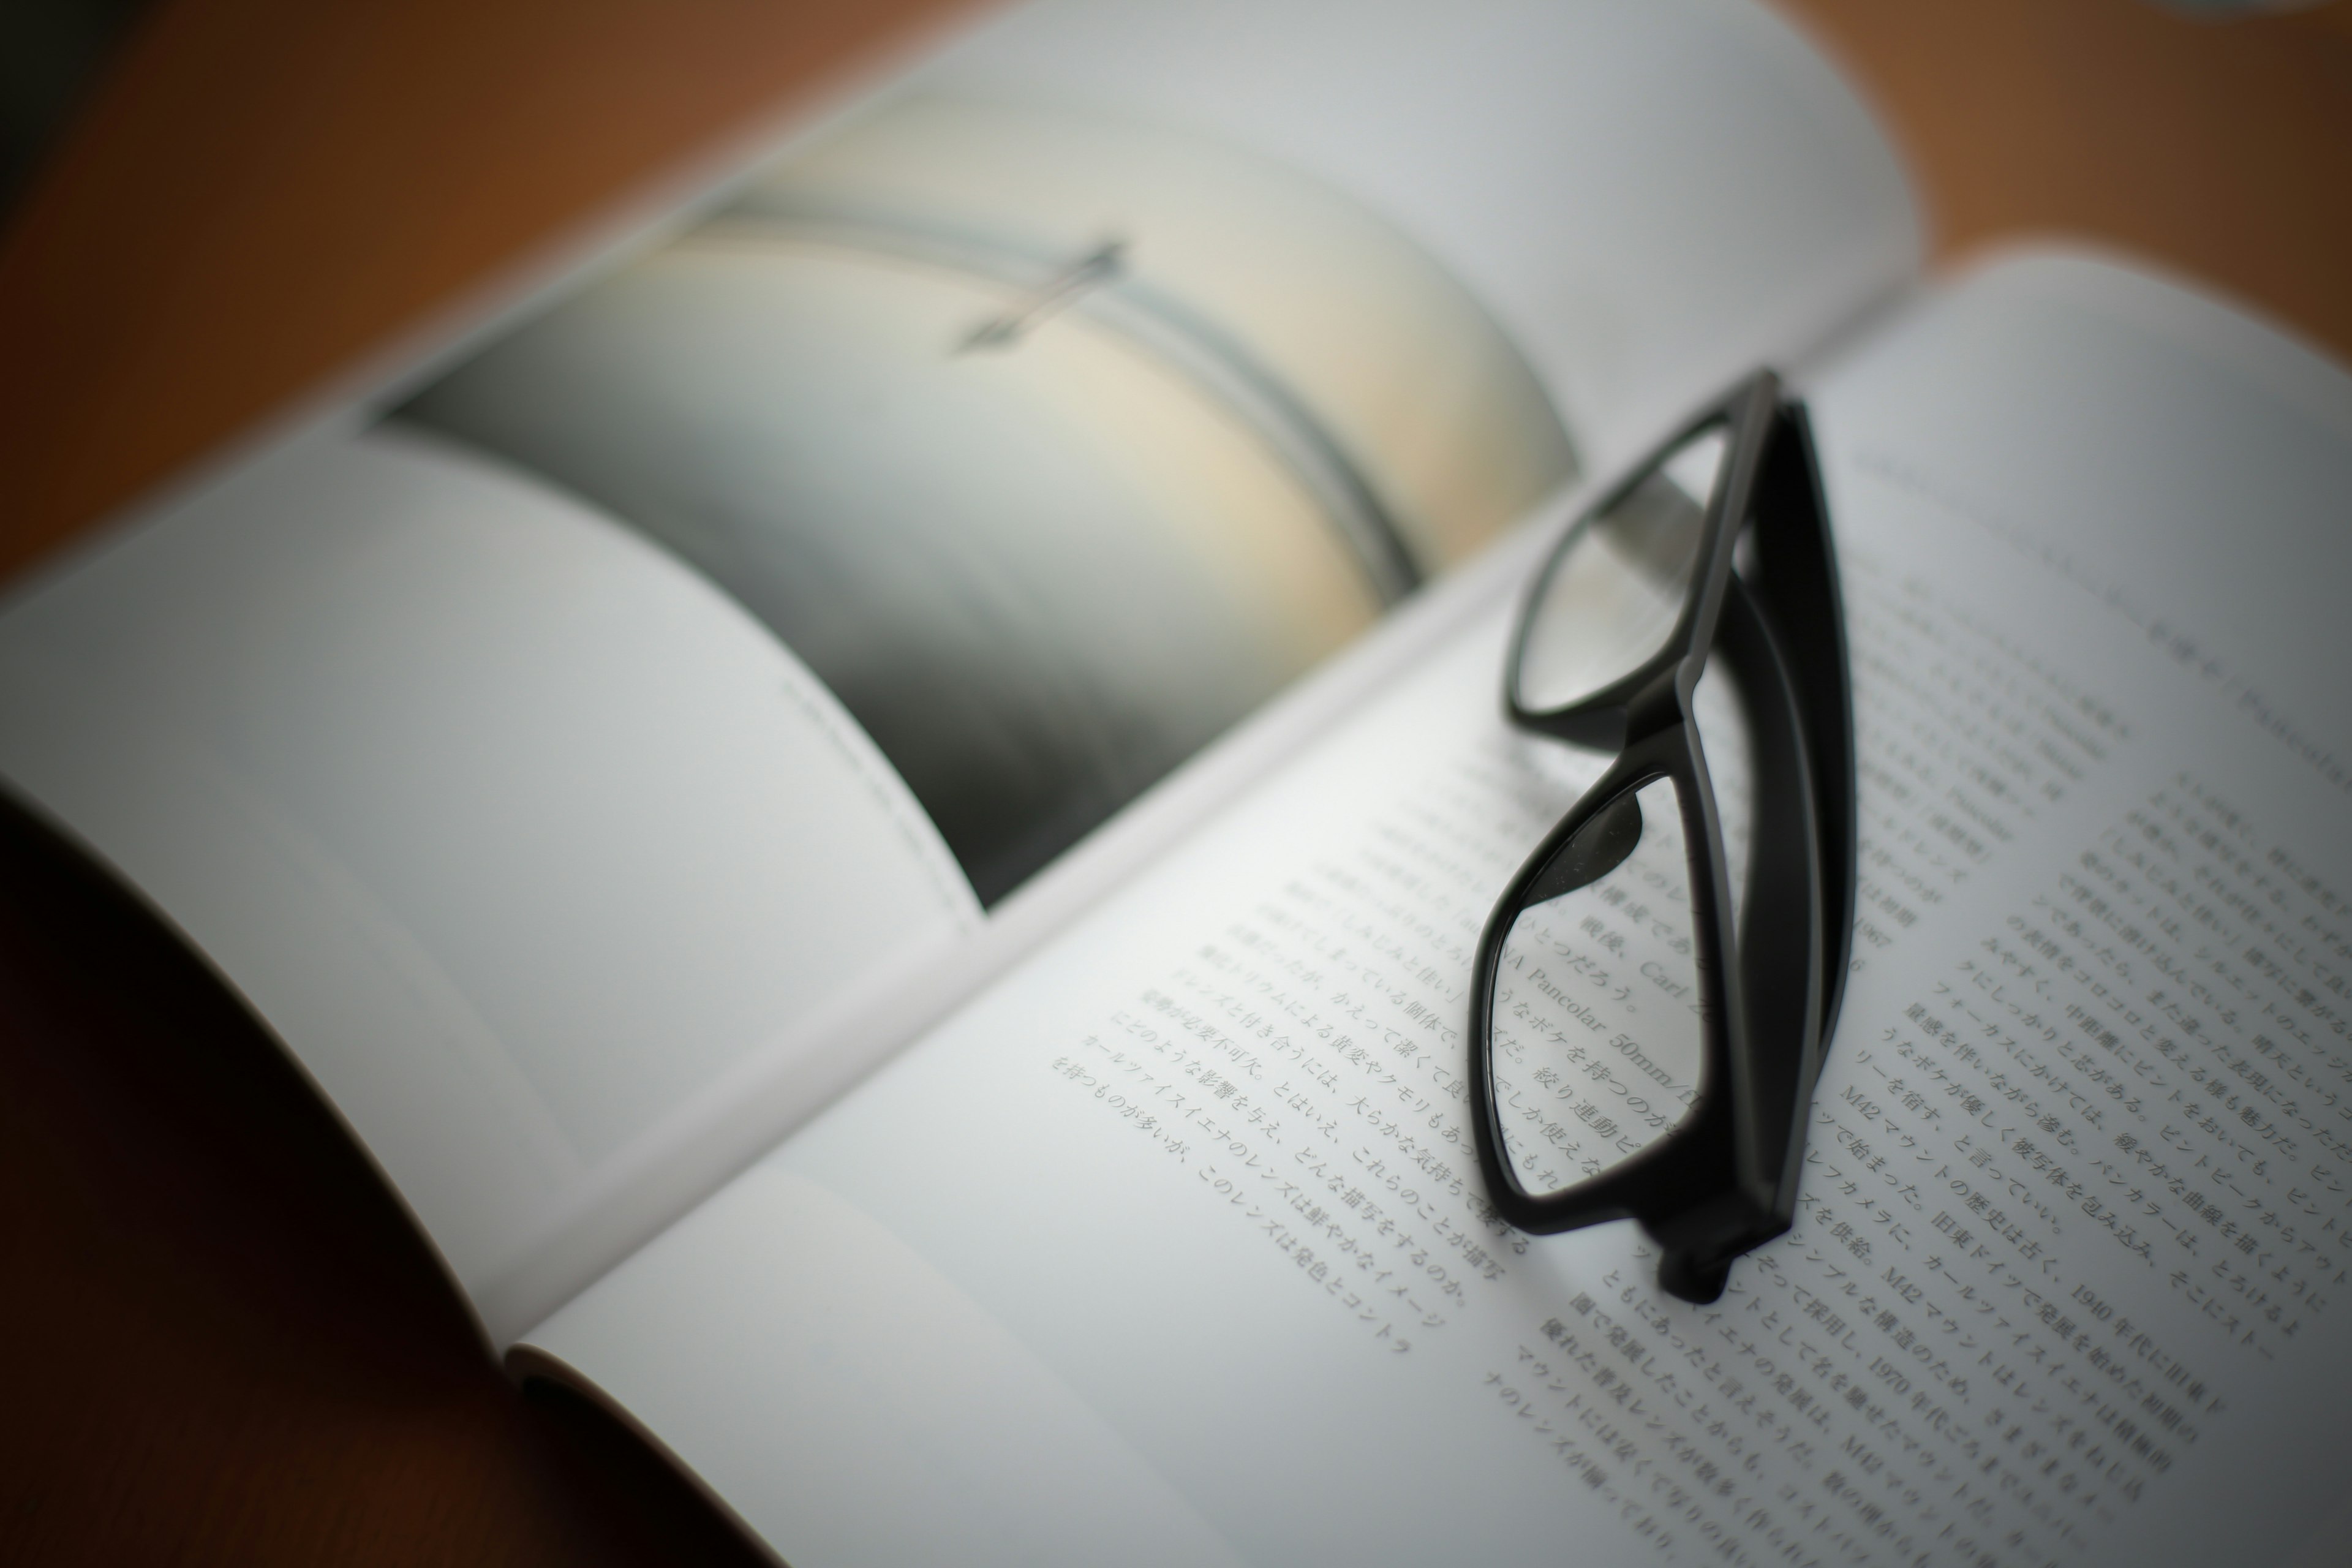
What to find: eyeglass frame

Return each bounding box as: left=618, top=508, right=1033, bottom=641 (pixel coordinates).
left=1466, top=369, right=1856, bottom=1305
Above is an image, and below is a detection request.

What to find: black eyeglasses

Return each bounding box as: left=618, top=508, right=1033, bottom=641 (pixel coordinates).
left=1468, top=370, right=1855, bottom=1305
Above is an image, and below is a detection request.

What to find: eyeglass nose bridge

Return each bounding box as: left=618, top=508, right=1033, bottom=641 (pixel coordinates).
left=1621, top=662, right=1698, bottom=749
left=1519, top=658, right=1690, bottom=755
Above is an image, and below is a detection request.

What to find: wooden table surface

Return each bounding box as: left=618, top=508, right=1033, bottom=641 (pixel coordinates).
left=2, top=2, right=2348, bottom=1562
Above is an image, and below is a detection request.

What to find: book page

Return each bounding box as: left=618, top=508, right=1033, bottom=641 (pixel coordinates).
left=523, top=251, right=2352, bottom=1568
left=0, top=0, right=1915, bottom=1340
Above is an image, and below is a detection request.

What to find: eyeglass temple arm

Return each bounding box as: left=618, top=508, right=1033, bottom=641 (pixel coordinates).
left=1640, top=573, right=1819, bottom=1303
left=1750, top=401, right=1856, bottom=1044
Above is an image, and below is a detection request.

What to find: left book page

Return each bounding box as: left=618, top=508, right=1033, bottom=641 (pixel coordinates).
left=0, top=0, right=1915, bottom=1341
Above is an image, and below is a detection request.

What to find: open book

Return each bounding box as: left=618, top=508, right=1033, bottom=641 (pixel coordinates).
left=3, top=1, right=2349, bottom=1562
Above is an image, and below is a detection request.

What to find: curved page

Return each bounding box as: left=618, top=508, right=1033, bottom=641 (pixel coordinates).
left=0, top=0, right=1916, bottom=1338
left=0, top=427, right=979, bottom=1299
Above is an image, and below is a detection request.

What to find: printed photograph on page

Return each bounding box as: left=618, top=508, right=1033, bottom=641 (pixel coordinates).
left=388, top=94, right=1577, bottom=904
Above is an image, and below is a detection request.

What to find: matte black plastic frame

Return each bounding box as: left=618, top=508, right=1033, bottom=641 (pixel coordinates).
left=1468, top=371, right=1856, bottom=1304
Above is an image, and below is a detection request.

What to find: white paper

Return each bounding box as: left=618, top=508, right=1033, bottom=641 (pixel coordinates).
left=527, top=253, right=2352, bottom=1566
left=0, top=427, right=979, bottom=1299
left=0, top=0, right=1917, bottom=1336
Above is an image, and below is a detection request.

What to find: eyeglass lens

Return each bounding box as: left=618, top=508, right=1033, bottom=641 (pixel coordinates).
left=1512, top=423, right=1728, bottom=714
left=1487, top=774, right=1705, bottom=1196
left=1485, top=652, right=1755, bottom=1200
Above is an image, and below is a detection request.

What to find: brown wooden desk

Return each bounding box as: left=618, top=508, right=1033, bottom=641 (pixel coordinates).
left=2, top=2, right=2348, bottom=1561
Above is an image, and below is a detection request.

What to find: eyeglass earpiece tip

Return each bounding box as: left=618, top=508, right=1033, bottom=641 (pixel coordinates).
left=1658, top=1251, right=1732, bottom=1305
